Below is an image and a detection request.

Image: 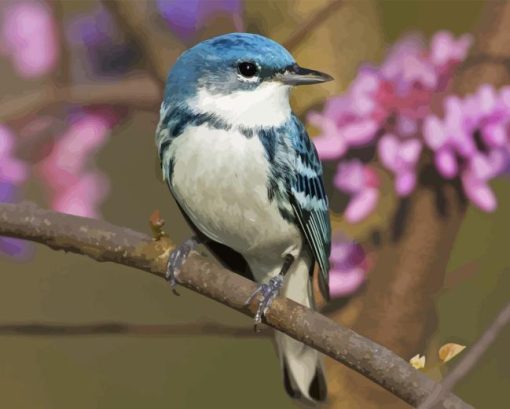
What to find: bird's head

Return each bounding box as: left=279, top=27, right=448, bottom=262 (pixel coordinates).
left=163, top=33, right=333, bottom=127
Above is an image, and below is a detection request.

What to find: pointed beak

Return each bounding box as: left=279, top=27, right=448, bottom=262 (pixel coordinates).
left=277, top=63, right=333, bottom=86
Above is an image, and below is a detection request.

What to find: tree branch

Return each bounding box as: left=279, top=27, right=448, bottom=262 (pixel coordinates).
left=102, top=0, right=186, bottom=85
left=0, top=321, right=269, bottom=338
left=282, top=0, right=344, bottom=52
left=0, top=202, right=472, bottom=409
left=0, top=75, right=160, bottom=123
left=418, top=301, right=510, bottom=409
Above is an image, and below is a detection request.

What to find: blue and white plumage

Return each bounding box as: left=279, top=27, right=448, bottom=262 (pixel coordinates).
left=156, top=33, right=332, bottom=403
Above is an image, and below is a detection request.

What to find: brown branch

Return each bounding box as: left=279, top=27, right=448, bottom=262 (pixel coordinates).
left=0, top=321, right=269, bottom=338
left=282, top=0, right=344, bottom=52
left=454, top=0, right=510, bottom=94
left=0, top=202, right=471, bottom=409
left=102, top=0, right=186, bottom=85
left=418, top=301, right=510, bottom=409
left=0, top=74, right=160, bottom=123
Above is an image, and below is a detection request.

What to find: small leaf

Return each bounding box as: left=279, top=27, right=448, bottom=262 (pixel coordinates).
left=438, top=343, right=466, bottom=363
left=410, top=354, right=426, bottom=369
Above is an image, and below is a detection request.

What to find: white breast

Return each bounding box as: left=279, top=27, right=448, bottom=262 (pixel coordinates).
left=169, top=125, right=302, bottom=270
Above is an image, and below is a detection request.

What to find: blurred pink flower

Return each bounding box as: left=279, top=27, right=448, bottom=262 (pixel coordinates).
left=309, top=30, right=510, bottom=217
left=52, top=172, right=109, bottom=218
left=37, top=110, right=117, bottom=217
left=309, top=69, right=383, bottom=161
left=423, top=85, right=510, bottom=212
left=378, top=133, right=422, bottom=196
left=0, top=125, right=28, bottom=184
left=328, top=237, right=368, bottom=298
left=381, top=35, right=437, bottom=91
left=1, top=1, right=59, bottom=78
left=309, top=31, right=470, bottom=167
left=334, top=160, right=380, bottom=223
left=430, top=31, right=473, bottom=68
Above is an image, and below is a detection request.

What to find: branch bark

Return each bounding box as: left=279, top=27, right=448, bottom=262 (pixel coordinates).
left=0, top=321, right=269, bottom=338
left=0, top=202, right=471, bottom=409
left=282, top=0, right=344, bottom=52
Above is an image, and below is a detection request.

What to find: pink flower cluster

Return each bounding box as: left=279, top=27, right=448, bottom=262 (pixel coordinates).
left=328, top=236, right=369, bottom=298
left=37, top=110, right=118, bottom=218
left=0, top=2, right=126, bottom=258
left=0, top=1, right=58, bottom=78
left=308, top=31, right=505, bottom=222
left=424, top=86, right=510, bottom=211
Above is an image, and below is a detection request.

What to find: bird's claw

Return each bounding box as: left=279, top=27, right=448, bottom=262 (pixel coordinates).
left=245, top=275, right=284, bottom=331
left=166, top=237, right=201, bottom=295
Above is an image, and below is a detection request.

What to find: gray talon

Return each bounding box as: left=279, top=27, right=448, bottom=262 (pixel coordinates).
left=166, top=237, right=201, bottom=295
left=246, top=275, right=284, bottom=330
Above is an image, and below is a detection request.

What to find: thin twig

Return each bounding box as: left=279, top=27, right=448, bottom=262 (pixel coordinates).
left=418, top=301, right=510, bottom=409
left=0, top=202, right=472, bottom=409
left=0, top=321, right=270, bottom=338
left=283, top=0, right=344, bottom=52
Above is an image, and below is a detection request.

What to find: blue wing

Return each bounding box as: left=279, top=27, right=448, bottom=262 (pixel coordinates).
left=287, top=115, right=331, bottom=299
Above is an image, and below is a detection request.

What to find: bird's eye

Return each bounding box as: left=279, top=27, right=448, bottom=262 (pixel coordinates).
left=237, top=62, right=258, bottom=78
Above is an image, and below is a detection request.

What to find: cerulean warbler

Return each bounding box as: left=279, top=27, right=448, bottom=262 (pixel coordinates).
left=156, top=33, right=332, bottom=403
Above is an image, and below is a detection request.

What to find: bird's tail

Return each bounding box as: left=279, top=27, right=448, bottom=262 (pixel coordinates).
left=275, top=256, right=327, bottom=404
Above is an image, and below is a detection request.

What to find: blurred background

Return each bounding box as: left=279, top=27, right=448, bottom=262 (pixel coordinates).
left=0, top=1, right=508, bottom=408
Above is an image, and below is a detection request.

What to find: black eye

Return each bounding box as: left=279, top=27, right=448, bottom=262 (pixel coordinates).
left=237, top=62, right=258, bottom=78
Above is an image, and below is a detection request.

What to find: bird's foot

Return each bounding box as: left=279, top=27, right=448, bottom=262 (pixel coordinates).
left=166, top=236, right=201, bottom=295
left=245, top=274, right=284, bottom=331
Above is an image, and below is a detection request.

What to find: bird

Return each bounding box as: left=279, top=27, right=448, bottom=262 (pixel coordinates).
left=155, top=32, right=332, bottom=404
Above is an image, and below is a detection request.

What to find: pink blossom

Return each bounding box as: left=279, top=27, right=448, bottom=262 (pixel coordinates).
left=309, top=112, right=347, bottom=159
left=329, top=237, right=368, bottom=298
left=309, top=69, right=383, bottom=160
left=345, top=188, right=379, bottom=224
left=37, top=111, right=116, bottom=217
left=309, top=29, right=510, bottom=219
left=52, top=172, right=109, bottom=218
left=1, top=1, right=59, bottom=78
left=430, top=31, right=472, bottom=68
left=334, top=160, right=380, bottom=223
left=310, top=31, right=471, bottom=170
left=461, top=172, right=496, bottom=212
left=378, top=134, right=422, bottom=196
left=423, top=85, right=510, bottom=211
left=329, top=240, right=366, bottom=296
left=0, top=125, right=28, bottom=184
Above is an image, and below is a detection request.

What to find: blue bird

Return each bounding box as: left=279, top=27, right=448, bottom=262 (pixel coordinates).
left=155, top=33, right=332, bottom=403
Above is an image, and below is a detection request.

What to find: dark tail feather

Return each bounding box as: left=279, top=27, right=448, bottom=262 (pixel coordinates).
left=283, top=358, right=302, bottom=400
left=308, top=366, right=328, bottom=402
left=282, top=357, right=328, bottom=405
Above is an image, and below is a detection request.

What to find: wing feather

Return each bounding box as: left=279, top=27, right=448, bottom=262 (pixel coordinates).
left=287, top=116, right=331, bottom=299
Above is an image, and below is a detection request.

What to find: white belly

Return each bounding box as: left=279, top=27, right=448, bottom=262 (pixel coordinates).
left=170, top=125, right=302, bottom=268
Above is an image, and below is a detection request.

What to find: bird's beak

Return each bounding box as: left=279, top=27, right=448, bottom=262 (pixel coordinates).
left=277, top=63, right=333, bottom=86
